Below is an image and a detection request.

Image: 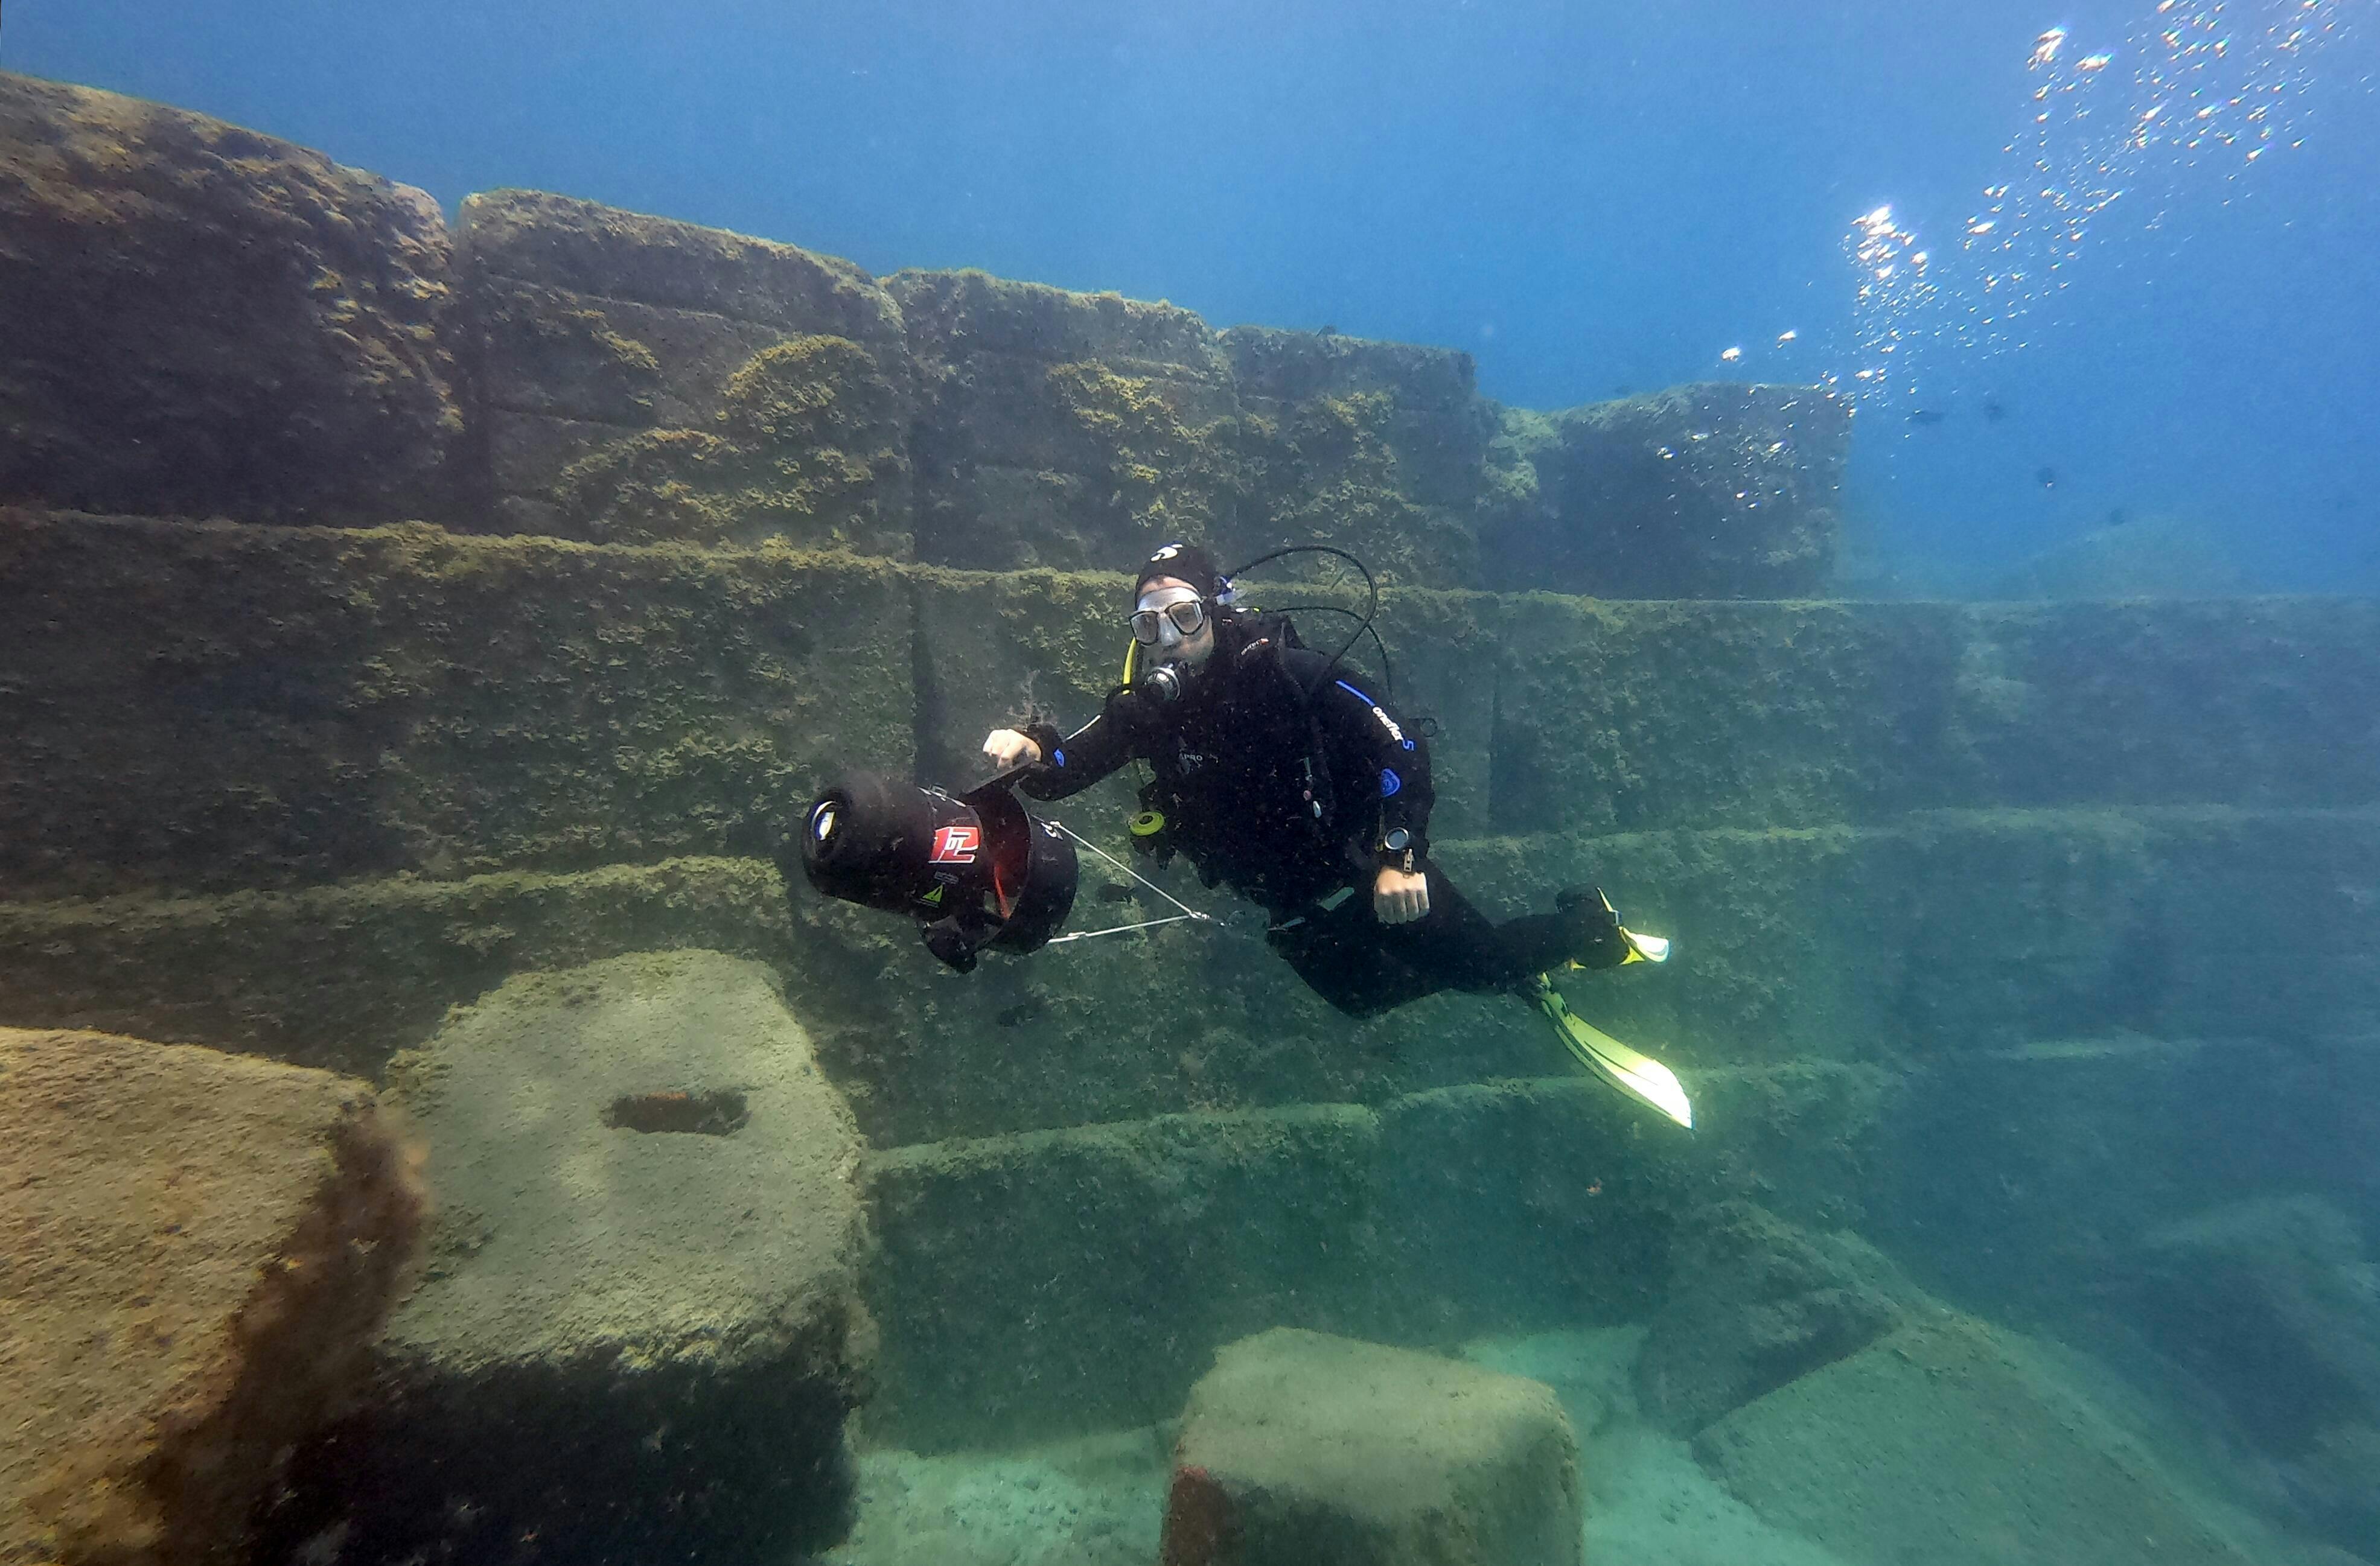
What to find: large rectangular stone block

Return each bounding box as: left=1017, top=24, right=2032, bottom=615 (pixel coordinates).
left=1478, top=385, right=1851, bottom=599
left=1220, top=327, right=1493, bottom=591
left=0, top=511, right=913, bottom=897
left=1483, top=594, right=2380, bottom=836
left=890, top=270, right=1245, bottom=571
left=1166, top=1329, right=1581, bottom=1566
left=454, top=191, right=914, bottom=550
left=1, top=1029, right=422, bottom=1566
left=461, top=189, right=905, bottom=343
left=0, top=72, right=462, bottom=526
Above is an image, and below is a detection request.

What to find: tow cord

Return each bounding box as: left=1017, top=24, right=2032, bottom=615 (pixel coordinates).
left=1040, top=820, right=1217, bottom=946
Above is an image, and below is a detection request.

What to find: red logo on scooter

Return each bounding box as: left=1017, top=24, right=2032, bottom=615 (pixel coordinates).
left=930, top=826, right=980, bottom=864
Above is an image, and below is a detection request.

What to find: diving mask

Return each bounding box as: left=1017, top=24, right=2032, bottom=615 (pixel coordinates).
left=1129, top=593, right=1207, bottom=647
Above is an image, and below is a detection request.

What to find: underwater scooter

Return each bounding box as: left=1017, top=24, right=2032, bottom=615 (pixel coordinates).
left=790, top=769, right=1082, bottom=973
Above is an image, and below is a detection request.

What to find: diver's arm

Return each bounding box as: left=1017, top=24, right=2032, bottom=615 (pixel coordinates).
left=1009, top=701, right=1140, bottom=802
left=1293, top=655, right=1435, bottom=871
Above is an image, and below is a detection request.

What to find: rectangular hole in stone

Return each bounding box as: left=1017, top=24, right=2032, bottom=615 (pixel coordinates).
left=602, top=1089, right=750, bottom=1136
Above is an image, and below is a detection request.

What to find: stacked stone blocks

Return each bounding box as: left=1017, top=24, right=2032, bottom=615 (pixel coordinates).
left=3, top=69, right=2377, bottom=1479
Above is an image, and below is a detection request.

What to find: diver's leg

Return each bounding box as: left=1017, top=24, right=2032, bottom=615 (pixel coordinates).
left=1265, top=897, right=1435, bottom=1019
left=1269, top=866, right=1596, bottom=1017
left=1377, top=866, right=1573, bottom=994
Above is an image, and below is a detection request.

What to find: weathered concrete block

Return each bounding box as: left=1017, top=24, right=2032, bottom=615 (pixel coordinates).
left=1163, top=1328, right=1581, bottom=1566
left=0, top=72, right=462, bottom=526
left=1694, top=1317, right=2257, bottom=1566
left=1479, top=384, right=1849, bottom=599
left=1, top=1029, right=423, bottom=1566
left=257, top=952, right=874, bottom=1564
left=455, top=191, right=913, bottom=549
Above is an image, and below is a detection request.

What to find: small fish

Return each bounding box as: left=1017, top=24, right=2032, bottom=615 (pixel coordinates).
left=1097, top=882, right=1135, bottom=903
left=1906, top=409, right=1946, bottom=426
left=994, top=999, right=1047, bottom=1028
left=1613, top=384, right=1635, bottom=397
left=1983, top=398, right=2009, bottom=423
left=2035, top=466, right=2059, bottom=489
left=2105, top=507, right=2130, bottom=528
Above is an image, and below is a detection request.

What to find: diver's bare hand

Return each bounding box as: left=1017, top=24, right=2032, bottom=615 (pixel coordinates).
left=1374, top=866, right=1430, bottom=924
left=981, top=728, right=1043, bottom=769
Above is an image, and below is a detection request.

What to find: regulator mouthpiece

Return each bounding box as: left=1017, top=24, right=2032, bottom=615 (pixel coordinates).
left=1139, top=661, right=1188, bottom=705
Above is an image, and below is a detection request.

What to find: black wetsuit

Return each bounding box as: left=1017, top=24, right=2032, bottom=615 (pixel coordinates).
left=1018, top=620, right=1595, bottom=1018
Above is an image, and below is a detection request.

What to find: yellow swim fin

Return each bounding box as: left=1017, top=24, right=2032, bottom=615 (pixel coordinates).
left=1530, top=977, right=1694, bottom=1130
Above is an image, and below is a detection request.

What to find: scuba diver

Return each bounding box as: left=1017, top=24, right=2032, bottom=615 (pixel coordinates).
left=978, top=544, right=1686, bottom=1123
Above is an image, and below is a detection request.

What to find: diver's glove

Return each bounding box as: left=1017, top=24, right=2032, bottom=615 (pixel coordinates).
left=1558, top=885, right=1632, bottom=970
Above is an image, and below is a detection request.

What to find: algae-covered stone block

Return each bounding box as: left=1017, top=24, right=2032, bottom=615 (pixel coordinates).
left=0, top=511, right=913, bottom=897
left=460, top=190, right=907, bottom=336
left=1479, top=595, right=1964, bottom=837
left=1694, top=1317, right=2256, bottom=1566
left=0, top=1029, right=423, bottom=1566
left=891, top=269, right=1245, bottom=571
left=1163, top=1328, right=1581, bottom=1566
left=908, top=565, right=1140, bottom=781
left=456, top=190, right=913, bottom=550
left=0, top=72, right=462, bottom=525
left=258, top=951, right=875, bottom=1564
left=1222, top=326, right=1493, bottom=591
left=1953, top=597, right=2380, bottom=811
left=548, top=333, right=914, bottom=550
left=1479, top=384, right=1849, bottom=599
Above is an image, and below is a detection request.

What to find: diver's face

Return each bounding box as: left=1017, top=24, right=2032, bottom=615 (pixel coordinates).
left=1134, top=576, right=1216, bottom=671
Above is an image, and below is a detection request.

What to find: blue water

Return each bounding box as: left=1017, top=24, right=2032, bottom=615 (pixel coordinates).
left=8, top=0, right=2374, bottom=587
